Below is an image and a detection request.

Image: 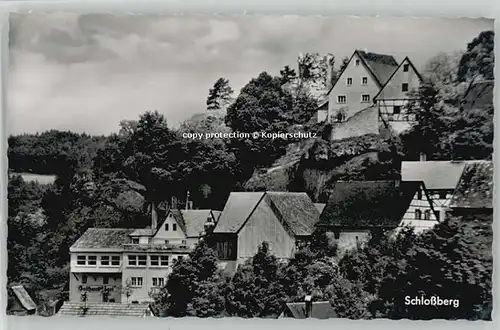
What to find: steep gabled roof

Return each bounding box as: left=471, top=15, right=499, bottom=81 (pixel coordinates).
left=213, top=191, right=320, bottom=235
left=401, top=161, right=470, bottom=190
left=70, top=228, right=134, bottom=251
left=213, top=192, right=266, bottom=233
left=325, top=49, right=399, bottom=97
left=449, top=161, right=493, bottom=209
left=282, top=301, right=337, bottom=319
left=11, top=285, right=36, bottom=311
left=357, top=50, right=399, bottom=86
left=318, top=181, right=422, bottom=228
left=265, top=192, right=321, bottom=236
left=373, top=56, right=424, bottom=101
left=461, top=80, right=494, bottom=110
left=159, top=209, right=216, bottom=238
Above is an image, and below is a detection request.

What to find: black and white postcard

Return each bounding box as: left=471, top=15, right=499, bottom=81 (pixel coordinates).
left=6, top=13, right=494, bottom=323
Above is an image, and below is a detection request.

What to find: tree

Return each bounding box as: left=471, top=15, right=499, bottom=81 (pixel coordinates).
left=158, top=241, right=220, bottom=317
left=422, top=51, right=465, bottom=102
left=227, top=242, right=286, bottom=317
left=206, top=78, right=234, bottom=111
left=373, top=218, right=492, bottom=320
left=279, top=65, right=297, bottom=84
left=457, top=30, right=494, bottom=83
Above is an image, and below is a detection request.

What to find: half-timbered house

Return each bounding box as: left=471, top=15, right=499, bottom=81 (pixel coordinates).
left=375, top=57, right=423, bottom=133
left=401, top=159, right=489, bottom=220
left=316, top=180, right=439, bottom=254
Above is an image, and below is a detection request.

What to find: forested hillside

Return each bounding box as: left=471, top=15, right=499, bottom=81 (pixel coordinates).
left=7, top=30, right=494, bottom=318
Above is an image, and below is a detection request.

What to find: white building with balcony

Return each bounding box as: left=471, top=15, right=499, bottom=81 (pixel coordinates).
left=68, top=208, right=220, bottom=304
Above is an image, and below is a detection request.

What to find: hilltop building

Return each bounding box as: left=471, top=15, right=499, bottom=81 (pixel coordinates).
left=316, top=50, right=423, bottom=140
left=68, top=204, right=219, bottom=304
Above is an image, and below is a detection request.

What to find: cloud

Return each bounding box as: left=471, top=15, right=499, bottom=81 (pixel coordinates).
left=7, top=14, right=493, bottom=135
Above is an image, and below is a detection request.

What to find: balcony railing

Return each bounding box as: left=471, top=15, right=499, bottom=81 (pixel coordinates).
left=122, top=243, right=192, bottom=252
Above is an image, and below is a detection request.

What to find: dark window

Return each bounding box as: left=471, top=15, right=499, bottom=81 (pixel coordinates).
left=393, top=106, right=401, bottom=114
left=181, top=240, right=187, bottom=245
left=346, top=77, right=352, bottom=85
left=111, top=256, right=120, bottom=266
left=138, top=255, right=147, bottom=266
left=88, top=256, right=97, bottom=266
left=334, top=231, right=340, bottom=239
left=103, top=276, right=109, bottom=285
left=438, top=191, right=447, bottom=199
left=337, top=95, right=346, bottom=104
left=362, top=77, right=368, bottom=85
left=164, top=240, right=169, bottom=245
left=402, top=83, right=409, bottom=92
left=173, top=223, right=177, bottom=231
left=165, top=223, right=169, bottom=231
left=160, top=256, right=169, bottom=266
left=77, top=255, right=86, bottom=265
left=415, top=209, right=422, bottom=220
left=355, top=59, right=360, bottom=66
left=403, top=64, right=409, bottom=72
left=100, top=256, right=110, bottom=266
left=128, top=255, right=137, bottom=266
left=131, top=238, right=139, bottom=244
left=424, top=210, right=431, bottom=220
left=82, top=275, right=88, bottom=284
left=362, top=94, right=370, bottom=103
left=150, top=255, right=159, bottom=266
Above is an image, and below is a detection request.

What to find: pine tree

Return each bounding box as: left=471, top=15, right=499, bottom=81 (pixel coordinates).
left=206, top=78, right=234, bottom=111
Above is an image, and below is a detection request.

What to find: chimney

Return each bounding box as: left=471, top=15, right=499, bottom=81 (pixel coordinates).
left=151, top=203, right=158, bottom=230
left=394, top=174, right=401, bottom=188
left=185, top=191, right=191, bottom=210
left=439, top=208, right=448, bottom=222
left=304, top=295, right=312, bottom=318
left=171, top=196, right=178, bottom=209
left=419, top=152, right=427, bottom=162
left=325, top=54, right=334, bottom=91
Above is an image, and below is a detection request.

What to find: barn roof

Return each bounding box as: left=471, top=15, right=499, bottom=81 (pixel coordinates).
left=70, top=228, right=134, bottom=251
left=449, top=161, right=493, bottom=209
left=11, top=285, right=36, bottom=311
left=266, top=192, right=321, bottom=236
left=213, top=192, right=266, bottom=233
left=318, top=181, right=422, bottom=228
left=213, top=191, right=320, bottom=235
left=401, top=161, right=471, bottom=190
left=283, top=301, right=337, bottom=319
left=462, top=80, right=494, bottom=110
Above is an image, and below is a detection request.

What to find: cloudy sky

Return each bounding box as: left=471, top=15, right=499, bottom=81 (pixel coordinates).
left=7, top=14, right=493, bottom=135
